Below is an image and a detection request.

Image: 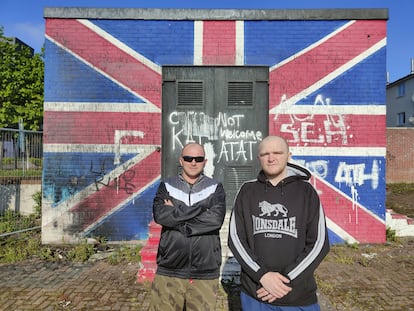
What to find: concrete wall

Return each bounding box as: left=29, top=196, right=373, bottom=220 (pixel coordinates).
left=386, top=128, right=414, bottom=183
left=42, top=8, right=388, bottom=244
left=0, top=178, right=41, bottom=215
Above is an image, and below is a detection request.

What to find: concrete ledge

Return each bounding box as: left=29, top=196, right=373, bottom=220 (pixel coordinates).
left=44, top=7, right=388, bottom=21
left=386, top=209, right=414, bottom=237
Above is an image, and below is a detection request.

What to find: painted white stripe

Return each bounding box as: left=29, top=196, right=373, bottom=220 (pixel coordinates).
left=271, top=105, right=385, bottom=115
left=325, top=217, right=359, bottom=244
left=44, top=101, right=383, bottom=116
left=44, top=101, right=160, bottom=113
left=43, top=144, right=160, bottom=154
left=82, top=175, right=161, bottom=237
left=270, top=21, right=356, bottom=71
left=45, top=32, right=160, bottom=112
left=290, top=147, right=386, bottom=157
left=235, top=20, right=244, bottom=65
left=43, top=144, right=385, bottom=157
left=78, top=19, right=161, bottom=74
left=194, top=21, right=203, bottom=65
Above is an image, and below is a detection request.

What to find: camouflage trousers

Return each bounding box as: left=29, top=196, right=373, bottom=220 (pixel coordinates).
left=149, top=274, right=220, bottom=311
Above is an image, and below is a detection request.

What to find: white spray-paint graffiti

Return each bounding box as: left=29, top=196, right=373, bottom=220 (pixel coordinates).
left=295, top=159, right=379, bottom=191
left=114, top=130, right=144, bottom=165
left=275, top=94, right=348, bottom=145
left=203, top=142, right=216, bottom=178
left=169, top=111, right=263, bottom=165
left=295, top=159, right=380, bottom=224
left=335, top=160, right=379, bottom=189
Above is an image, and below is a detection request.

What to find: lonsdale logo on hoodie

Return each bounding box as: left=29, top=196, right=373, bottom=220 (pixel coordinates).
left=252, top=201, right=298, bottom=238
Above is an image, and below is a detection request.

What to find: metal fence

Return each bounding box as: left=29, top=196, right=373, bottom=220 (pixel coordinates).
left=0, top=128, right=43, bottom=173
left=0, top=128, right=43, bottom=237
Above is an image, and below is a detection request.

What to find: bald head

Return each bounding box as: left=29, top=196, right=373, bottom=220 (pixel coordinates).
left=181, top=143, right=205, bottom=157
left=258, top=136, right=289, bottom=154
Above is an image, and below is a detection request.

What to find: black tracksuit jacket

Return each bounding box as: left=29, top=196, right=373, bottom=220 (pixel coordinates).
left=228, top=163, right=330, bottom=306
left=153, top=174, right=226, bottom=280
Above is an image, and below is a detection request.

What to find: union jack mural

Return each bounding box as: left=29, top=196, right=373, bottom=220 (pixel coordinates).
left=43, top=10, right=387, bottom=245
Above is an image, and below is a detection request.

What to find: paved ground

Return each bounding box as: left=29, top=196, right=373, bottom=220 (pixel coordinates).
left=315, top=237, right=414, bottom=311
left=0, top=237, right=413, bottom=311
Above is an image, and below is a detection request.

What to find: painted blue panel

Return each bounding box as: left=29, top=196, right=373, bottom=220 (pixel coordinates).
left=327, top=229, right=345, bottom=244
left=244, top=20, right=349, bottom=66
left=44, top=40, right=144, bottom=103
left=91, top=20, right=195, bottom=65
left=298, top=49, right=387, bottom=105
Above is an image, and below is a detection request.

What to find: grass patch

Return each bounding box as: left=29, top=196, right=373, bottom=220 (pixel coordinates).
left=66, top=241, right=96, bottom=262
left=0, top=196, right=143, bottom=265
left=0, top=210, right=40, bottom=234
left=386, top=226, right=398, bottom=242
left=107, top=245, right=142, bottom=265
left=330, top=247, right=357, bottom=265
left=0, top=169, right=42, bottom=177
left=0, top=226, right=143, bottom=264
left=386, top=182, right=414, bottom=218
left=0, top=157, right=42, bottom=177
left=0, top=231, right=42, bottom=263
left=387, top=183, right=414, bottom=194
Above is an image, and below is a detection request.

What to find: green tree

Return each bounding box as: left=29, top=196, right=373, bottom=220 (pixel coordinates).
left=0, top=27, right=44, bottom=130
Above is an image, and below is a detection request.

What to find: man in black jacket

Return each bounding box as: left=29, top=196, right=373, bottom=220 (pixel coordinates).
left=228, top=135, right=330, bottom=310
left=149, top=142, right=226, bottom=311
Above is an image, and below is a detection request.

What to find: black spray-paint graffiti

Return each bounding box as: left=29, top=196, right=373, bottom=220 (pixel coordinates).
left=90, top=159, right=136, bottom=194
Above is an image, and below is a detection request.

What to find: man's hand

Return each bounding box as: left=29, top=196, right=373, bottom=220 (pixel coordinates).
left=257, top=272, right=292, bottom=302
left=256, top=287, right=278, bottom=303
left=164, top=199, right=173, bottom=206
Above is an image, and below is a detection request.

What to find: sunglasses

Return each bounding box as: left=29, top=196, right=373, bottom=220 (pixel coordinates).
left=182, top=156, right=205, bottom=163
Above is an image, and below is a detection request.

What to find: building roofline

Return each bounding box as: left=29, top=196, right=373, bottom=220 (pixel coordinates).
left=387, top=73, right=414, bottom=88
left=387, top=127, right=414, bottom=130
left=44, top=7, right=388, bottom=20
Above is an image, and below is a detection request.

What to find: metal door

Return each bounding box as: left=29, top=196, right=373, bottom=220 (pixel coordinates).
left=162, top=66, right=268, bottom=208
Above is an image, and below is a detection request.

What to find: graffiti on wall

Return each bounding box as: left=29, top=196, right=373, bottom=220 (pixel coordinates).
left=169, top=111, right=263, bottom=168
left=271, top=91, right=385, bottom=243
left=91, top=158, right=137, bottom=195
left=275, top=94, right=348, bottom=145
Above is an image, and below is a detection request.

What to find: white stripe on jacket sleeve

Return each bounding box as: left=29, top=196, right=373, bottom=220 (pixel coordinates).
left=229, top=210, right=261, bottom=272
left=287, top=204, right=327, bottom=280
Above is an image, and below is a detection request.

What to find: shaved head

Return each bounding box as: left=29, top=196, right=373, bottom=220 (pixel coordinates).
left=181, top=143, right=205, bottom=157
left=259, top=136, right=289, bottom=154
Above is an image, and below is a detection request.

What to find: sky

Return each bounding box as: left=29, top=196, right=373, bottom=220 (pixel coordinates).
left=1, top=0, right=413, bottom=83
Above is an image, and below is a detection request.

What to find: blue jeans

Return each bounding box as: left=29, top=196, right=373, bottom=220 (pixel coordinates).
left=240, top=292, right=321, bottom=311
